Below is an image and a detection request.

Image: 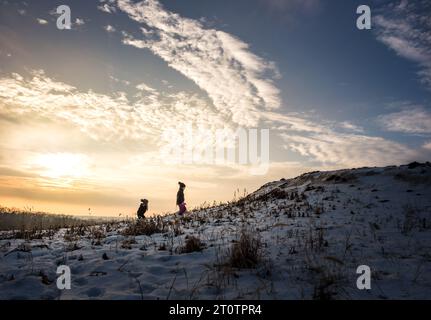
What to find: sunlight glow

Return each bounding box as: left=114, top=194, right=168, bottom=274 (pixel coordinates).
left=31, top=153, right=90, bottom=179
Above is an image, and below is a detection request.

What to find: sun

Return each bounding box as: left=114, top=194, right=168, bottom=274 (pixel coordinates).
left=31, top=153, right=90, bottom=179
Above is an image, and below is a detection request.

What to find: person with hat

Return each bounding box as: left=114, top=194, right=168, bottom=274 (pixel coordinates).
left=137, top=199, right=148, bottom=219
left=176, top=182, right=187, bottom=215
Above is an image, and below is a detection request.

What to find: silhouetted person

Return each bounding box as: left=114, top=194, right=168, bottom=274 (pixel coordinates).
left=137, top=199, right=148, bottom=219
left=176, top=182, right=187, bottom=215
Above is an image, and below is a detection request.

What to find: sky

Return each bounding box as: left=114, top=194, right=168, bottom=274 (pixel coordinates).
left=0, top=0, right=430, bottom=217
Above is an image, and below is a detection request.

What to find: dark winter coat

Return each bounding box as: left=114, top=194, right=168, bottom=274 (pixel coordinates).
left=137, top=203, right=147, bottom=219
left=176, top=188, right=185, bottom=205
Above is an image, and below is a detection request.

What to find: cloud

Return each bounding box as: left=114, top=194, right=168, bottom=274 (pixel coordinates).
left=262, top=111, right=328, bottom=134
left=423, top=141, right=431, bottom=150
left=75, top=18, right=85, bottom=26
left=0, top=166, right=37, bottom=178
left=0, top=70, right=230, bottom=147
left=1, top=1, right=423, bottom=175
left=378, top=107, right=431, bottom=134
left=109, top=75, right=130, bottom=86
left=266, top=111, right=418, bottom=167
left=1, top=71, right=409, bottom=172
left=374, top=1, right=431, bottom=90
left=98, top=0, right=117, bottom=14
left=115, top=0, right=281, bottom=127
left=29, top=152, right=92, bottom=179
left=0, top=71, right=129, bottom=141
left=281, top=132, right=417, bottom=167
left=136, top=82, right=156, bottom=93
left=339, top=121, right=364, bottom=133
left=112, top=0, right=413, bottom=169
left=36, top=18, right=48, bottom=25
left=104, top=25, right=116, bottom=33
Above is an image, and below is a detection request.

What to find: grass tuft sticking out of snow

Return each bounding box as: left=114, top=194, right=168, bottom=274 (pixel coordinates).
left=227, top=228, right=262, bottom=269
left=179, top=235, right=205, bottom=254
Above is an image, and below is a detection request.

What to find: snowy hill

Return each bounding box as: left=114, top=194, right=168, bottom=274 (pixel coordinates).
left=1, top=162, right=431, bottom=299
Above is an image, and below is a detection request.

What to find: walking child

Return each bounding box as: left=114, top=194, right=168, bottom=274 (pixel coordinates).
left=176, top=182, right=187, bottom=215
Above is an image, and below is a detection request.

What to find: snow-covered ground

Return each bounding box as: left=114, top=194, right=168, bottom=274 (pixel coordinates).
left=1, top=163, right=431, bottom=299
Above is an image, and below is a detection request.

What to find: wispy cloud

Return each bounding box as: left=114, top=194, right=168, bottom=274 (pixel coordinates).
left=136, top=82, right=156, bottom=93
left=98, top=0, right=117, bottom=14
left=115, top=0, right=281, bottom=127
left=374, top=0, right=431, bottom=90
left=281, top=132, right=417, bottom=167
left=104, top=24, right=116, bottom=33
left=36, top=18, right=48, bottom=25
left=1, top=69, right=412, bottom=170
left=423, top=141, right=431, bottom=150
left=339, top=121, right=364, bottom=133
left=75, top=18, right=85, bottom=26
left=109, top=0, right=415, bottom=168
left=378, top=107, right=431, bottom=134
left=0, top=70, right=229, bottom=146
left=264, top=111, right=418, bottom=167
left=109, top=75, right=130, bottom=86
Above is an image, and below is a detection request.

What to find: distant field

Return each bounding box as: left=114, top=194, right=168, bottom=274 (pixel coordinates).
left=0, top=207, right=108, bottom=232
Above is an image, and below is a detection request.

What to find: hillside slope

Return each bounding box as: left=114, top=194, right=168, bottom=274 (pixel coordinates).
left=1, top=163, right=431, bottom=299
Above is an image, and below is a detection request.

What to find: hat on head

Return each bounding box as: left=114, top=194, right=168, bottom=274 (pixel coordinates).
left=141, top=199, right=148, bottom=203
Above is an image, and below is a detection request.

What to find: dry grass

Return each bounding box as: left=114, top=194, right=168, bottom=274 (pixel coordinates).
left=0, top=207, right=105, bottom=242
left=121, top=218, right=165, bottom=236
left=89, top=226, right=106, bottom=245
left=0, top=207, right=98, bottom=232
left=304, top=251, right=347, bottom=300
left=179, top=235, right=204, bottom=254
left=305, top=227, right=328, bottom=252
left=64, top=224, right=88, bottom=242
left=227, top=229, right=262, bottom=269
